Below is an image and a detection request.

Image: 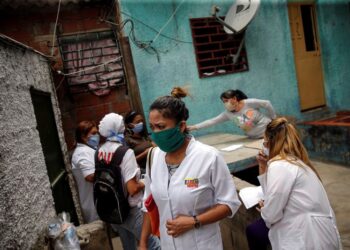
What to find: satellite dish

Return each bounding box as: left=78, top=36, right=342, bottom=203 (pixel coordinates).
left=211, top=0, right=260, bottom=64
left=212, top=0, right=260, bottom=34
left=224, top=0, right=260, bottom=34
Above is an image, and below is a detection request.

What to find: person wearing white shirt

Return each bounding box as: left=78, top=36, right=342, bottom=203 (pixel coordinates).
left=188, top=89, right=276, bottom=139
left=139, top=87, right=241, bottom=250
left=71, top=120, right=100, bottom=223
left=256, top=117, right=342, bottom=250
left=98, top=113, right=160, bottom=250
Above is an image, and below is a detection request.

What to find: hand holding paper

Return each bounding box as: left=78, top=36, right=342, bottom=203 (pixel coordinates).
left=239, top=186, right=264, bottom=209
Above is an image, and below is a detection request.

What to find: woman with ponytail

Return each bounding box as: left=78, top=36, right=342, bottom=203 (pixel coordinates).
left=188, top=89, right=276, bottom=139
left=256, top=117, right=341, bottom=250
left=139, top=87, right=241, bottom=250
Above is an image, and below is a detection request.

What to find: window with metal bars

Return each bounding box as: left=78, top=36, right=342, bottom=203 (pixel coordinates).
left=58, top=30, right=126, bottom=95
left=190, top=17, right=249, bottom=78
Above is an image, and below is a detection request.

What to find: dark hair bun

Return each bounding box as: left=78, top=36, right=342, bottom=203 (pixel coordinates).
left=171, top=87, right=188, bottom=99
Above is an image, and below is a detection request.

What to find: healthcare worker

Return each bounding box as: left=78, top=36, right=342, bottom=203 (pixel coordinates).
left=188, top=89, right=276, bottom=139
left=257, top=117, right=342, bottom=250
left=139, top=87, right=241, bottom=250
left=98, top=113, right=160, bottom=250
left=71, top=120, right=100, bottom=223
left=124, top=111, right=154, bottom=170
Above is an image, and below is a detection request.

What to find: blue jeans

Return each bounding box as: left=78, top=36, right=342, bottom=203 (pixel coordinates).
left=112, top=206, right=160, bottom=250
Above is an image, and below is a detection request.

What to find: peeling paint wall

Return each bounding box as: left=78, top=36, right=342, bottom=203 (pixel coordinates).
left=0, top=41, right=76, bottom=249
left=299, top=124, right=350, bottom=166
left=120, top=0, right=350, bottom=136
left=0, top=5, right=133, bottom=152
left=317, top=0, right=350, bottom=111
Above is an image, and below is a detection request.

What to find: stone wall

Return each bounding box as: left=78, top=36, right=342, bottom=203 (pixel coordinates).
left=299, top=123, right=350, bottom=166
left=0, top=38, right=79, bottom=249
left=0, top=5, right=133, bottom=152
left=220, top=177, right=267, bottom=250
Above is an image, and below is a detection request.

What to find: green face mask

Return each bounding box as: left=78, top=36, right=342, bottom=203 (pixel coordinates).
left=151, top=124, right=186, bottom=153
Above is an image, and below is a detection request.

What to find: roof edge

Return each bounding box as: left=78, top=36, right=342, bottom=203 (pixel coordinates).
left=0, top=33, right=53, bottom=59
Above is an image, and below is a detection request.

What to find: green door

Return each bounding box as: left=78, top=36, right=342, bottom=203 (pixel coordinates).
left=30, top=88, right=78, bottom=225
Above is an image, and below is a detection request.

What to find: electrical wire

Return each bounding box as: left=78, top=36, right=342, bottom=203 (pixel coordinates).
left=57, top=56, right=122, bottom=76
left=118, top=12, right=192, bottom=44
left=150, top=0, right=185, bottom=44
left=51, top=0, right=62, bottom=57
left=55, top=75, right=66, bottom=90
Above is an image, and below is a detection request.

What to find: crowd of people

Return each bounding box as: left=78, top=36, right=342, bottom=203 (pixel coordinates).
left=71, top=87, right=342, bottom=250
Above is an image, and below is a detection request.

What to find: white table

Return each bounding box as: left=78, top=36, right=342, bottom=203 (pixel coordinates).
left=196, top=133, right=263, bottom=173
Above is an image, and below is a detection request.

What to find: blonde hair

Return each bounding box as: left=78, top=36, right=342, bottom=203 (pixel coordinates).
left=266, top=117, right=321, bottom=180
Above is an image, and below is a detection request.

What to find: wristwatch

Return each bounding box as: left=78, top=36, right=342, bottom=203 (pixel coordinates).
left=193, top=215, right=201, bottom=229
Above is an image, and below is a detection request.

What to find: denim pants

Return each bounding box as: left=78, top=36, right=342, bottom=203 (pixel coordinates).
left=112, top=206, right=160, bottom=250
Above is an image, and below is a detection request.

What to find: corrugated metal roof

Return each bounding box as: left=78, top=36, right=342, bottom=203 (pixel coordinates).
left=0, top=0, right=102, bottom=9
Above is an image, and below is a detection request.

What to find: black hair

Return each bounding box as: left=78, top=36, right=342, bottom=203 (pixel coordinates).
left=124, top=110, right=148, bottom=137
left=124, top=111, right=139, bottom=125
left=150, top=87, right=189, bottom=123
left=220, top=89, right=248, bottom=101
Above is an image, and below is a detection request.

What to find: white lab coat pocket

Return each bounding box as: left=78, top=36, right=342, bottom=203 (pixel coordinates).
left=308, top=214, right=340, bottom=250
left=194, top=223, right=222, bottom=250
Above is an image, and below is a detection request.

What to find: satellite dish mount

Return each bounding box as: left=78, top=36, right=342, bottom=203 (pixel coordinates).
left=211, top=0, right=260, bottom=64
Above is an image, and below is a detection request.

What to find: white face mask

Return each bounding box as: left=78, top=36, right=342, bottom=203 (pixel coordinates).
left=262, top=145, right=269, bottom=157
left=224, top=102, right=236, bottom=111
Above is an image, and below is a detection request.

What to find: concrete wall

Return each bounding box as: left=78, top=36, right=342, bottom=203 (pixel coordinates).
left=0, top=5, right=132, bottom=151
left=299, top=124, right=350, bottom=166
left=316, top=0, right=350, bottom=111
left=119, top=0, right=350, bottom=135
left=0, top=40, right=70, bottom=249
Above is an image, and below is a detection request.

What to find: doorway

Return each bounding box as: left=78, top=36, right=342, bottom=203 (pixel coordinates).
left=288, top=3, right=326, bottom=111
left=30, top=88, right=78, bottom=225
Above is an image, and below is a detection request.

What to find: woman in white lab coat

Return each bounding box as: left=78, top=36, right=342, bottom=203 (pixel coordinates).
left=257, top=117, right=342, bottom=250
left=71, top=120, right=100, bottom=223
left=139, top=87, right=241, bottom=250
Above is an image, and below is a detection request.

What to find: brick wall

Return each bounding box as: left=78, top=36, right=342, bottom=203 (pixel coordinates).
left=0, top=3, right=132, bottom=151
left=189, top=17, right=248, bottom=78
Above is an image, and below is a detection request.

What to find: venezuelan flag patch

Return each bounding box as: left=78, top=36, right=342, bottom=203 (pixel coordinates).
left=184, top=178, right=199, bottom=188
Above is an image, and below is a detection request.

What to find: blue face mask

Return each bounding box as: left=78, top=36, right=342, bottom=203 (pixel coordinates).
left=151, top=124, right=185, bottom=153
left=87, top=134, right=100, bottom=149
left=132, top=122, right=144, bottom=134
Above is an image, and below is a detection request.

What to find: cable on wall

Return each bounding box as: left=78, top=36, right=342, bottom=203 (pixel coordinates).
left=51, top=0, right=62, bottom=57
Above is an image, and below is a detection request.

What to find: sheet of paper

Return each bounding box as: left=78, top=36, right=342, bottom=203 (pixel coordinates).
left=239, top=186, right=264, bottom=209
left=220, top=144, right=243, bottom=152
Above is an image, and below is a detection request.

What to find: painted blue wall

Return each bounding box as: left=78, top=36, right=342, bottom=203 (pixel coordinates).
left=317, top=0, right=350, bottom=111
left=120, top=0, right=350, bottom=136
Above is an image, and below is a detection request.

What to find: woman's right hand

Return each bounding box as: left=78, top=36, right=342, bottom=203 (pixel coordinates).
left=256, top=151, right=268, bottom=175
left=186, top=125, right=197, bottom=131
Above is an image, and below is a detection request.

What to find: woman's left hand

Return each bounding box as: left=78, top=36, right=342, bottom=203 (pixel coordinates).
left=256, top=200, right=264, bottom=212
left=166, top=215, right=195, bottom=237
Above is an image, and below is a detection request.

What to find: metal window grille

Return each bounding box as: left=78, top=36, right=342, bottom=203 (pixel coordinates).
left=190, top=17, right=249, bottom=78
left=58, top=30, right=126, bottom=95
